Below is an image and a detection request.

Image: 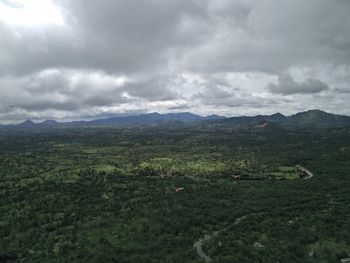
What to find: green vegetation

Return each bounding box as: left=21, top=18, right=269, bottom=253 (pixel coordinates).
left=0, top=124, right=349, bottom=262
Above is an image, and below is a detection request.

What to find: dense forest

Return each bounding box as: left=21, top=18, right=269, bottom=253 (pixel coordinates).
left=0, top=123, right=350, bottom=262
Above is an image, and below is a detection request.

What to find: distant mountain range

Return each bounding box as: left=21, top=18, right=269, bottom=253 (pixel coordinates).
left=2, top=112, right=225, bottom=129
left=1, top=110, right=350, bottom=129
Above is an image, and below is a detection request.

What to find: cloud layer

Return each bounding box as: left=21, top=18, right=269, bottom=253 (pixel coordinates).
left=267, top=74, right=329, bottom=95
left=0, top=0, right=350, bottom=123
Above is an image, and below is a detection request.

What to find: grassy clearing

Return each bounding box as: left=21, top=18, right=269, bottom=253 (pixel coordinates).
left=267, top=166, right=302, bottom=180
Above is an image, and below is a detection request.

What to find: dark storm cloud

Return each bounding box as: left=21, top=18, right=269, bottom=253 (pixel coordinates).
left=178, top=0, right=350, bottom=74
left=0, top=0, right=209, bottom=76
left=1, top=0, right=350, bottom=76
left=4, top=0, right=345, bottom=77
left=0, top=0, right=350, bottom=122
left=267, top=74, right=329, bottom=95
left=0, top=70, right=131, bottom=113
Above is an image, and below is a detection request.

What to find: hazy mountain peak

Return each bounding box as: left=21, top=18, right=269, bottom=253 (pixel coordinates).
left=286, top=109, right=350, bottom=127
left=271, top=113, right=286, bottom=118
left=18, top=119, right=35, bottom=126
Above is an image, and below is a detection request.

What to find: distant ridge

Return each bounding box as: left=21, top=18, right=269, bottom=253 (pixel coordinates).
left=40, top=119, right=59, bottom=126
left=220, top=112, right=286, bottom=125
left=2, top=110, right=350, bottom=129
left=221, top=109, right=350, bottom=128
left=80, top=112, right=226, bottom=126
left=4, top=112, right=226, bottom=129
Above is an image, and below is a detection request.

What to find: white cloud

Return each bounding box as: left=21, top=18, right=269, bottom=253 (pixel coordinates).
left=0, top=0, right=64, bottom=27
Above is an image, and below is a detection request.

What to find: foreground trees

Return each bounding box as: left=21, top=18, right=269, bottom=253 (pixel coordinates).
left=0, top=125, right=349, bottom=262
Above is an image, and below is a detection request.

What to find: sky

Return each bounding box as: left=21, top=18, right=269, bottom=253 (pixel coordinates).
left=0, top=0, right=349, bottom=123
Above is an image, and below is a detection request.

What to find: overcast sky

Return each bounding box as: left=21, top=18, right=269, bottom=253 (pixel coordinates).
left=0, top=0, right=349, bottom=123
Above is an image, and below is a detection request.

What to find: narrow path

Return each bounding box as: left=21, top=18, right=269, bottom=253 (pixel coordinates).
left=193, top=165, right=314, bottom=262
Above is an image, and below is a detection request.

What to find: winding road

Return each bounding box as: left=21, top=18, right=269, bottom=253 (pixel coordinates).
left=193, top=216, right=247, bottom=262
left=193, top=165, right=314, bottom=262
left=296, top=165, right=314, bottom=180
left=193, top=233, right=217, bottom=262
